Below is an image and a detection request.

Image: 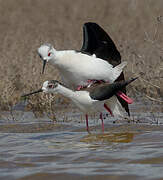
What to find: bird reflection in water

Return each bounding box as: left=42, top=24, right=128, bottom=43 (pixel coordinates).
left=81, top=132, right=134, bottom=144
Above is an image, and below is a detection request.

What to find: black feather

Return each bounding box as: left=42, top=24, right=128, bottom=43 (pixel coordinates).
left=80, top=22, right=130, bottom=116
left=81, top=22, right=121, bottom=64
left=90, top=77, right=138, bottom=101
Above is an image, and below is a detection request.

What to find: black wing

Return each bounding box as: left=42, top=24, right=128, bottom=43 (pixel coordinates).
left=81, top=22, right=121, bottom=66
left=90, top=77, right=138, bottom=101
left=80, top=22, right=130, bottom=116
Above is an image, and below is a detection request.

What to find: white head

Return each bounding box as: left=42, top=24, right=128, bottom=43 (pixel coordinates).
left=21, top=80, right=61, bottom=97
left=37, top=43, right=55, bottom=74
left=42, top=80, right=60, bottom=94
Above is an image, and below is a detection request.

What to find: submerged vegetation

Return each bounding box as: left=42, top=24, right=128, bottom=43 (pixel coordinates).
left=0, top=0, right=162, bottom=115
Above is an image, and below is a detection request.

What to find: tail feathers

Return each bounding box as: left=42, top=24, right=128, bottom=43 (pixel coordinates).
left=106, top=96, right=124, bottom=117
left=113, top=61, right=127, bottom=82
left=124, top=72, right=144, bottom=86
left=124, top=76, right=139, bottom=86
left=117, top=76, right=139, bottom=89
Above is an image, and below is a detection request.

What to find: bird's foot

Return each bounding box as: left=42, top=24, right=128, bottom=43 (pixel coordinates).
left=86, top=79, right=106, bottom=87
left=77, top=79, right=107, bottom=90
left=77, top=85, right=84, bottom=91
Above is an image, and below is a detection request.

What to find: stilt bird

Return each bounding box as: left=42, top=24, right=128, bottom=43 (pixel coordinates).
left=22, top=77, right=138, bottom=132
left=37, top=22, right=132, bottom=122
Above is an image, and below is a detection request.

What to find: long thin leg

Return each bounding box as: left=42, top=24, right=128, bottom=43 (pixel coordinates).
left=104, top=103, right=114, bottom=117
left=85, top=114, right=89, bottom=133
left=100, top=113, right=104, bottom=132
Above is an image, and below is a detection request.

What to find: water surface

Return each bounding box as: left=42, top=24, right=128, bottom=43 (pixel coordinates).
left=0, top=101, right=163, bottom=180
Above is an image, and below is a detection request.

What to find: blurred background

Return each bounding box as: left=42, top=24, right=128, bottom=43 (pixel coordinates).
left=0, top=0, right=162, bottom=111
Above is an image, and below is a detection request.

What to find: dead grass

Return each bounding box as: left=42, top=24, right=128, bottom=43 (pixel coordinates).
left=0, top=0, right=162, bottom=113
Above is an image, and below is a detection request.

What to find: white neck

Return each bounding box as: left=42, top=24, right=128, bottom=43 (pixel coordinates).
left=51, top=48, right=58, bottom=60
left=55, top=84, right=76, bottom=99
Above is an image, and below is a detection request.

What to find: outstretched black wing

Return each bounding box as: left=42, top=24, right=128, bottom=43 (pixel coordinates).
left=80, top=22, right=130, bottom=116
left=81, top=22, right=121, bottom=66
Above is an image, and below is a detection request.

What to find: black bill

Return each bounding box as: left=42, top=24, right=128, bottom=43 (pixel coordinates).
left=21, top=89, right=43, bottom=97
left=42, top=60, right=47, bottom=74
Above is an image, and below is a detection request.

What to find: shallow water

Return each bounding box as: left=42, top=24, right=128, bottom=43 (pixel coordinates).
left=0, top=101, right=163, bottom=180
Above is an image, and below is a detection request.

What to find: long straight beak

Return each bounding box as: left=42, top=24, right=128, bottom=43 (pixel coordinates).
left=42, top=60, right=47, bottom=74
left=21, top=89, right=43, bottom=97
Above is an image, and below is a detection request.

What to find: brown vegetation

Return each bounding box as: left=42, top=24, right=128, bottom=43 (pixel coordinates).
left=0, top=0, right=162, bottom=113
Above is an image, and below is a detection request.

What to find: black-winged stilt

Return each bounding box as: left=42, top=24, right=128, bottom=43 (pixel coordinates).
left=22, top=77, right=138, bottom=132
left=37, top=22, right=131, bottom=117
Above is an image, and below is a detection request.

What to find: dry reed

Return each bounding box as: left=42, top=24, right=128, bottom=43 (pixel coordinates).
left=0, top=0, right=162, bottom=115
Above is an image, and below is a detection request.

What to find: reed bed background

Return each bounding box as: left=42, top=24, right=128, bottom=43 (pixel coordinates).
left=0, top=0, right=162, bottom=115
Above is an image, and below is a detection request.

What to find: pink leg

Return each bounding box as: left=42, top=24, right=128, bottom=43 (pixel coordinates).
left=100, top=113, right=104, bottom=132
left=77, top=85, right=82, bottom=91
left=116, top=91, right=133, bottom=104
left=104, top=103, right=114, bottom=117
left=85, top=114, right=89, bottom=132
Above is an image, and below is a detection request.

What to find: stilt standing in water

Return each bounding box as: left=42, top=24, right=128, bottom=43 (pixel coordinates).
left=37, top=22, right=131, bottom=119
left=22, top=77, right=138, bottom=132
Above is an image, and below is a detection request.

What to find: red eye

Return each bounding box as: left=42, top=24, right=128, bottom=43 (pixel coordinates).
left=48, top=52, right=51, bottom=56
left=48, top=84, right=53, bottom=89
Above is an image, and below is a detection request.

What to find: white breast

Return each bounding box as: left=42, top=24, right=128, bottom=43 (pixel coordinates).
left=70, top=91, right=104, bottom=113
left=53, top=51, right=116, bottom=88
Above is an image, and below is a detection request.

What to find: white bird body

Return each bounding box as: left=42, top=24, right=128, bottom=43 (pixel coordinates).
left=37, top=22, right=131, bottom=117
left=22, top=77, right=138, bottom=132
left=38, top=47, right=127, bottom=89
left=42, top=81, right=123, bottom=117
left=56, top=85, right=104, bottom=114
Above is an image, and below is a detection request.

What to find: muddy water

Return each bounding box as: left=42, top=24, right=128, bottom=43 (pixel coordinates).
left=0, top=102, right=163, bottom=180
